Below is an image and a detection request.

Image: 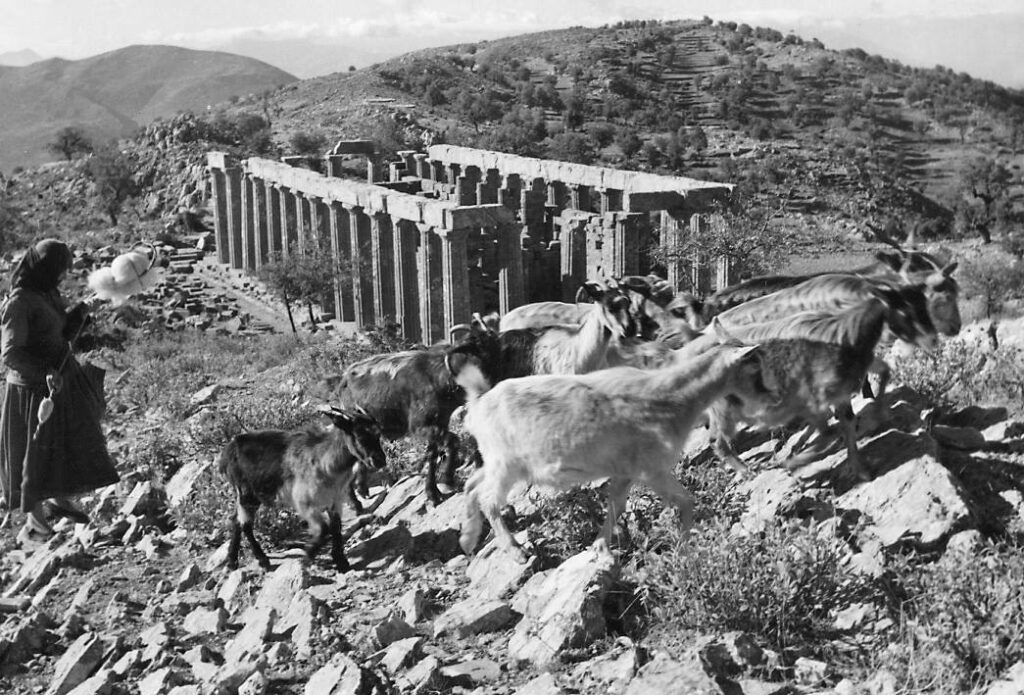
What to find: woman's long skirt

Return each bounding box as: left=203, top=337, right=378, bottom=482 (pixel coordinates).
left=0, top=359, right=119, bottom=512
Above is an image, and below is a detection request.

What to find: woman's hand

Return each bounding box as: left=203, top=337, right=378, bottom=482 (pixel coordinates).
left=46, top=372, right=63, bottom=394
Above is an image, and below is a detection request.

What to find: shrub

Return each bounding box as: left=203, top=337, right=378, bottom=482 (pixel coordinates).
left=880, top=544, right=1024, bottom=693
left=890, top=334, right=1024, bottom=414
left=288, top=130, right=328, bottom=156
left=641, top=519, right=896, bottom=658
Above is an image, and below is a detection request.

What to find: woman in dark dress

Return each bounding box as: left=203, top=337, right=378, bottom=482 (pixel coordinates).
left=0, top=239, right=119, bottom=544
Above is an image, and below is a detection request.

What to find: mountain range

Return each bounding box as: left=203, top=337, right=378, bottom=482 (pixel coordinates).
left=0, top=44, right=296, bottom=173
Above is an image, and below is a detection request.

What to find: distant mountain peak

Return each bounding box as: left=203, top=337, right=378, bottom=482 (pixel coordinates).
left=0, top=48, right=44, bottom=67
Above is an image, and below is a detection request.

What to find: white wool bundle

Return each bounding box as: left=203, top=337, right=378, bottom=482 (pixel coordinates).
left=87, top=249, right=163, bottom=305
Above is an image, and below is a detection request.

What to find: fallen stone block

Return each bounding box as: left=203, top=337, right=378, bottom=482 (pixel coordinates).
left=432, top=597, right=517, bottom=638
left=624, top=651, right=724, bottom=695
left=514, top=673, right=565, bottom=695
left=165, top=461, right=211, bottom=509
left=45, top=632, right=105, bottom=695
left=571, top=639, right=645, bottom=694
left=373, top=636, right=424, bottom=674
left=304, top=653, right=385, bottom=695
left=508, top=549, right=619, bottom=666
left=837, top=455, right=973, bottom=549
left=373, top=612, right=416, bottom=648
left=440, top=658, right=501, bottom=687
left=397, top=656, right=443, bottom=695
left=466, top=533, right=536, bottom=600
left=396, top=587, right=428, bottom=625
left=182, top=605, right=227, bottom=636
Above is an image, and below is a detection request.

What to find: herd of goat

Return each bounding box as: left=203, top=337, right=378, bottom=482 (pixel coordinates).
left=218, top=243, right=961, bottom=570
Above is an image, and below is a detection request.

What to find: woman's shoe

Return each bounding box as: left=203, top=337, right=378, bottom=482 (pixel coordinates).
left=46, top=499, right=89, bottom=524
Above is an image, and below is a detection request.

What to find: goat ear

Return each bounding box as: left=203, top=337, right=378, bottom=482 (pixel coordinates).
left=943, top=260, right=958, bottom=277
left=580, top=281, right=604, bottom=301
left=733, top=344, right=760, bottom=360
left=709, top=317, right=738, bottom=344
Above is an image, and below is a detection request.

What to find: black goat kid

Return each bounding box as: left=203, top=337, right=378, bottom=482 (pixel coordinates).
left=219, top=407, right=386, bottom=572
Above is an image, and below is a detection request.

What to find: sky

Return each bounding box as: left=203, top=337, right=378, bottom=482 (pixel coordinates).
left=2, top=0, right=1024, bottom=85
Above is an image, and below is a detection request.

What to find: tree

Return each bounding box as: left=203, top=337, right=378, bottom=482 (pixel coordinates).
left=48, top=126, right=93, bottom=161
left=289, top=130, right=328, bottom=156
left=87, top=147, right=137, bottom=226
left=957, top=156, right=1014, bottom=243
left=614, top=128, right=643, bottom=161
left=259, top=239, right=352, bottom=333
left=960, top=250, right=1024, bottom=318
left=651, top=190, right=804, bottom=284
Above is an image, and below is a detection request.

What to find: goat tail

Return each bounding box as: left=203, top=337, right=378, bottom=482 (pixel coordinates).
left=217, top=438, right=240, bottom=478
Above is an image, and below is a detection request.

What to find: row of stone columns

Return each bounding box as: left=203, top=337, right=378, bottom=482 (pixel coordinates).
left=209, top=157, right=525, bottom=343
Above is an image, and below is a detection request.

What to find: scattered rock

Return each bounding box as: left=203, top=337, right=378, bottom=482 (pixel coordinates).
left=432, top=597, right=517, bottom=638
left=837, top=455, right=973, bottom=549
left=508, top=549, right=619, bottom=666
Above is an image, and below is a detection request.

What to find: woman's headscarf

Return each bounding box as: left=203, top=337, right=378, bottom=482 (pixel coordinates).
left=10, top=239, right=73, bottom=293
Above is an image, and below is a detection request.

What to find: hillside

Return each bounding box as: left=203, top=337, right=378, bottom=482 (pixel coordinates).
left=243, top=19, right=1024, bottom=246
left=0, top=45, right=297, bottom=173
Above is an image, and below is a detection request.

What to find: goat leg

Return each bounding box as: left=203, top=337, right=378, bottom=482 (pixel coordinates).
left=647, top=469, right=696, bottom=533
left=347, top=479, right=365, bottom=515
left=459, top=469, right=486, bottom=556
left=327, top=510, right=350, bottom=573
left=441, top=432, right=460, bottom=488
left=708, top=407, right=751, bottom=475
left=594, top=477, right=632, bottom=556
left=301, top=510, right=330, bottom=565
left=838, top=402, right=871, bottom=482
left=227, top=517, right=243, bottom=570
left=423, top=436, right=444, bottom=506
left=239, top=506, right=271, bottom=570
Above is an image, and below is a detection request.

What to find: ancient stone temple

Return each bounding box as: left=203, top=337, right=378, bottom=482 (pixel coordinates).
left=207, top=143, right=733, bottom=343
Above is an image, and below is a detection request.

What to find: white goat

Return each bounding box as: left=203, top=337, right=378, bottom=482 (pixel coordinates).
left=452, top=339, right=773, bottom=562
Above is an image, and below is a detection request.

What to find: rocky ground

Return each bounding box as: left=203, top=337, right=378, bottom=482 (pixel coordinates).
left=2, top=256, right=1024, bottom=695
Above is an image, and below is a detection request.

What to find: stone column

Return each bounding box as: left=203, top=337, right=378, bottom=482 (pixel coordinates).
left=521, top=178, right=547, bottom=245
left=560, top=216, right=588, bottom=302
left=614, top=213, right=643, bottom=278
left=280, top=186, right=296, bottom=258
left=439, top=227, right=471, bottom=335
left=267, top=185, right=283, bottom=259
left=495, top=219, right=525, bottom=315
left=456, top=175, right=476, bottom=206
left=568, top=184, right=592, bottom=212
left=225, top=165, right=243, bottom=269
left=417, top=224, right=444, bottom=344
left=325, top=155, right=345, bottom=178
left=716, top=255, right=733, bottom=291
left=252, top=177, right=269, bottom=268
left=446, top=163, right=461, bottom=186
left=241, top=174, right=255, bottom=270
left=329, top=202, right=355, bottom=322
left=349, top=207, right=375, bottom=328
left=414, top=153, right=430, bottom=179
left=209, top=162, right=231, bottom=265
left=598, top=188, right=623, bottom=214
left=294, top=191, right=308, bottom=256
left=500, top=173, right=521, bottom=212
left=370, top=212, right=396, bottom=323
left=690, top=213, right=711, bottom=295
left=660, top=210, right=688, bottom=292
left=367, top=156, right=384, bottom=184
left=393, top=219, right=421, bottom=342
